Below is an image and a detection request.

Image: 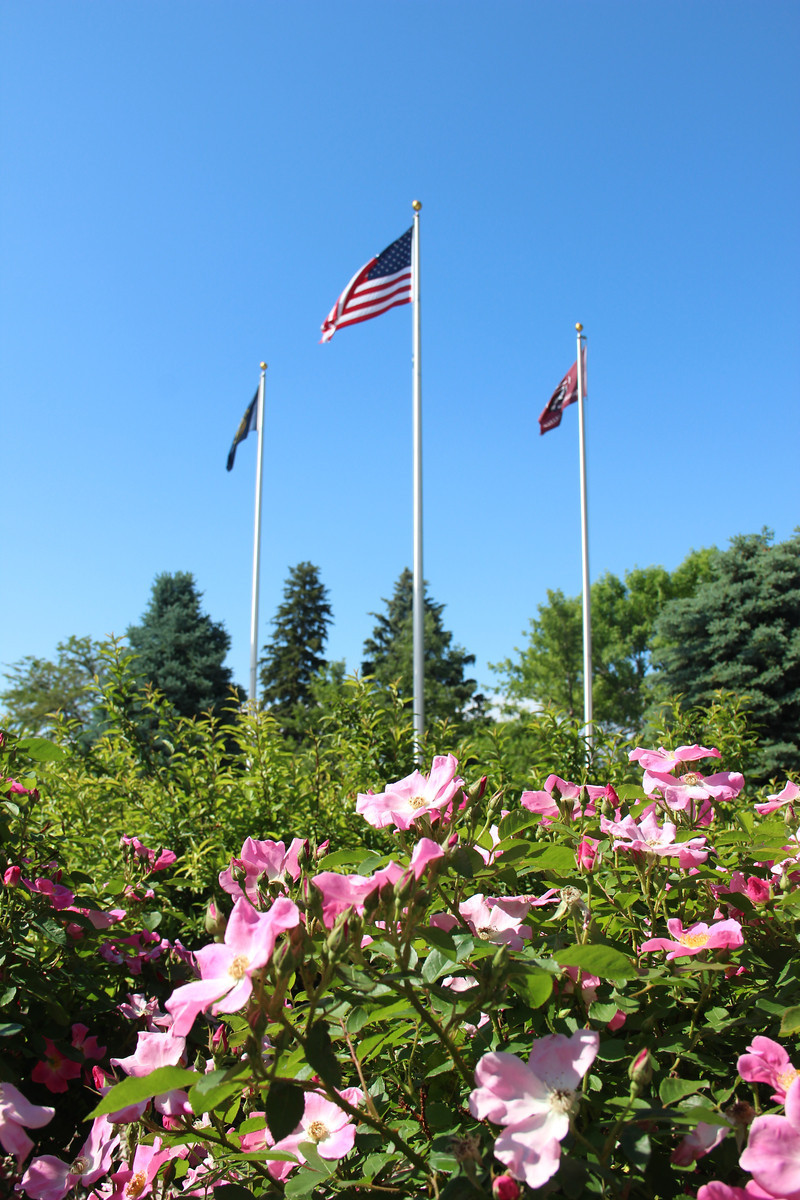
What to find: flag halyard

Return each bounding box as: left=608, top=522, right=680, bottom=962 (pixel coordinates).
left=320, top=227, right=413, bottom=343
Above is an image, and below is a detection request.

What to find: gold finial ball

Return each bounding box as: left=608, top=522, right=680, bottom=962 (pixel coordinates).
left=260, top=361, right=267, bottom=370
left=412, top=200, right=422, bottom=211
left=575, top=323, right=583, bottom=332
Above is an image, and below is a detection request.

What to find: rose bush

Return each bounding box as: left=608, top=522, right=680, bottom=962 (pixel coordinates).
left=1, top=715, right=799, bottom=1199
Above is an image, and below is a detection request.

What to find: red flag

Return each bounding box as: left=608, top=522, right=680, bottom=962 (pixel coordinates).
left=539, top=348, right=587, bottom=434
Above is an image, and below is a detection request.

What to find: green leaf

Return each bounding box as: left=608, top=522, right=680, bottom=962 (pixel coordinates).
left=422, top=927, right=458, bottom=957
left=188, top=1076, right=243, bottom=1115
left=89, top=1067, right=200, bottom=1117
left=780, top=1006, right=800, bottom=1036
left=450, top=846, right=484, bottom=878
left=317, top=848, right=371, bottom=870
left=266, top=1080, right=305, bottom=1142
left=498, top=810, right=539, bottom=838
left=659, top=1078, right=709, bottom=1106
left=345, top=1006, right=370, bottom=1034
left=29, top=917, right=68, bottom=947
left=17, top=737, right=67, bottom=761
left=284, top=1166, right=326, bottom=1197
left=305, top=1021, right=342, bottom=1087
left=422, top=947, right=454, bottom=984
left=556, top=943, right=636, bottom=981
left=214, top=1186, right=256, bottom=1200
left=525, top=844, right=577, bottom=872
left=508, top=969, right=554, bottom=1009
left=620, top=1127, right=651, bottom=1169
left=0, top=1023, right=23, bottom=1037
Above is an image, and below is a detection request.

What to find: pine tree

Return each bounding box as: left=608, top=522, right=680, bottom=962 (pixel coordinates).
left=126, top=572, right=237, bottom=719
left=362, top=568, right=483, bottom=728
left=259, top=562, right=333, bottom=739
left=654, top=529, right=800, bottom=777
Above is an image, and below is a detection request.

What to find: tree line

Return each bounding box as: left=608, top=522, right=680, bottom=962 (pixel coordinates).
left=2, top=528, right=798, bottom=777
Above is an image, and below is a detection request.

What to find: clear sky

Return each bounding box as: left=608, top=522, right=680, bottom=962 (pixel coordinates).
left=2, top=0, right=798, bottom=699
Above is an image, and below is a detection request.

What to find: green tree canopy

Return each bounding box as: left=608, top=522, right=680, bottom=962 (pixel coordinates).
left=0, top=635, right=103, bottom=736
left=491, top=550, right=716, bottom=731
left=654, top=529, right=800, bottom=777
left=361, top=568, right=484, bottom=729
left=126, top=572, right=237, bottom=719
left=259, top=562, right=333, bottom=739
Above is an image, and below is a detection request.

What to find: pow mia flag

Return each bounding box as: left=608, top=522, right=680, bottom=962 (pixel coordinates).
left=538, top=348, right=587, bottom=435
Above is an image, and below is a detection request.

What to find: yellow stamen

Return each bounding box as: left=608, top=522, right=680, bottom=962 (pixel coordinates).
left=680, top=932, right=709, bottom=948
left=229, top=953, right=250, bottom=980
left=307, top=1119, right=330, bottom=1143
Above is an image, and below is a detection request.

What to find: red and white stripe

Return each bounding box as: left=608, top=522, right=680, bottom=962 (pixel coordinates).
left=320, top=260, right=413, bottom=343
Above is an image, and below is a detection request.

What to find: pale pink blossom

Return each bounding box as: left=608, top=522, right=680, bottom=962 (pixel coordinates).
left=23, top=877, right=75, bottom=909
left=356, top=754, right=462, bottom=830
left=431, top=894, right=532, bottom=951
left=738, top=1036, right=800, bottom=1103
left=219, top=836, right=305, bottom=904
left=740, top=1075, right=800, bottom=1200
left=629, top=744, right=721, bottom=772
left=107, top=1138, right=174, bottom=1200
left=671, top=1119, right=730, bottom=1164
left=241, top=1088, right=363, bottom=1179
left=470, top=1030, right=599, bottom=1190
left=697, top=1183, right=775, bottom=1200
left=520, top=777, right=613, bottom=825
left=20, top=1115, right=119, bottom=1200
left=111, top=1028, right=186, bottom=1077
left=756, top=780, right=800, bottom=817
left=71, top=1023, right=106, bottom=1061
left=600, top=808, right=708, bottom=867
left=643, top=767, right=744, bottom=817
left=639, top=917, right=743, bottom=960
left=0, top=1082, right=54, bottom=1163
left=120, top=836, right=177, bottom=872
left=166, top=895, right=301, bottom=1036
left=312, top=837, right=444, bottom=928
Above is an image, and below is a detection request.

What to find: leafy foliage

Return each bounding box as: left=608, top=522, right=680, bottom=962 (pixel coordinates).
left=0, top=635, right=104, bottom=737
left=492, top=552, right=716, bottom=732
left=4, top=701, right=800, bottom=1200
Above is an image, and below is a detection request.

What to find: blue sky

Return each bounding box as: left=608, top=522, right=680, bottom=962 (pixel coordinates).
left=2, top=0, right=798, bottom=700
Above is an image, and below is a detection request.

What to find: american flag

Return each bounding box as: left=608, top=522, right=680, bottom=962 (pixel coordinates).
left=320, top=227, right=413, bottom=343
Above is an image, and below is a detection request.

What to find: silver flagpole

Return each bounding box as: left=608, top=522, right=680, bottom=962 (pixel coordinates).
left=249, top=362, right=268, bottom=705
left=575, top=324, right=593, bottom=754
left=411, top=200, right=424, bottom=759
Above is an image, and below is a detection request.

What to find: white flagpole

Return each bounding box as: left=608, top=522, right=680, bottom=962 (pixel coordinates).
left=411, top=200, right=424, bottom=759
left=575, top=324, right=593, bottom=753
left=249, top=362, right=268, bottom=705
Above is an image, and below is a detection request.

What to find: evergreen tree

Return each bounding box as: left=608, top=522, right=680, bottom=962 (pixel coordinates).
left=259, top=562, right=333, bottom=739
left=362, top=568, right=483, bottom=728
left=1, top=635, right=103, bottom=736
left=126, top=572, right=237, bottom=719
left=654, top=530, right=800, bottom=777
